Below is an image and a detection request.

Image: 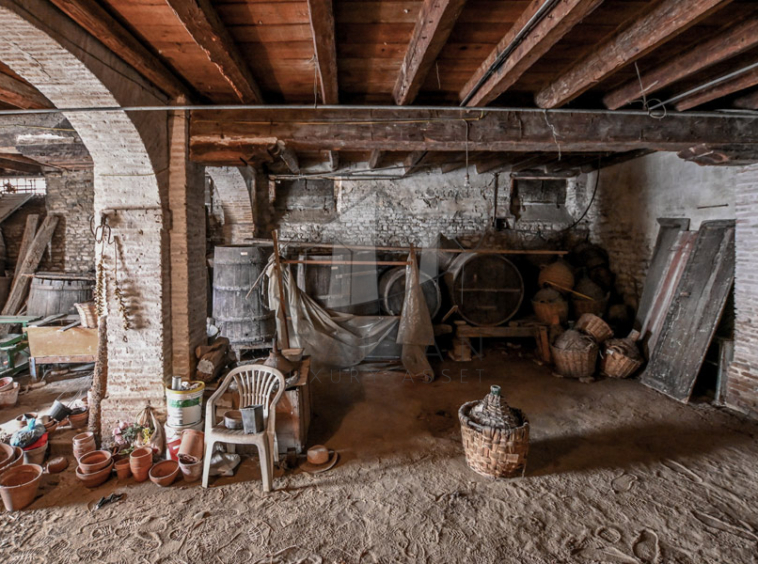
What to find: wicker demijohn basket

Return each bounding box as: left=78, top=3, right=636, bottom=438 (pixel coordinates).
left=572, top=294, right=609, bottom=318
left=551, top=341, right=598, bottom=379
left=459, top=390, right=529, bottom=479
left=575, top=313, right=613, bottom=343
left=601, top=339, right=643, bottom=379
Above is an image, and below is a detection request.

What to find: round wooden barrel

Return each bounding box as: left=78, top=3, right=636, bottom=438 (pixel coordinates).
left=446, top=254, right=524, bottom=326
left=378, top=266, right=441, bottom=319
left=212, top=246, right=275, bottom=346
left=295, top=252, right=380, bottom=315
left=27, top=274, right=94, bottom=317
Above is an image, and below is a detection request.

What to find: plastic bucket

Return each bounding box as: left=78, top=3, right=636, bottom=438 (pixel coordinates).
left=165, top=382, right=205, bottom=427
left=49, top=399, right=72, bottom=422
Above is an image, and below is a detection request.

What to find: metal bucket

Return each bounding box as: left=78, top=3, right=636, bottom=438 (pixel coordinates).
left=240, top=405, right=264, bottom=434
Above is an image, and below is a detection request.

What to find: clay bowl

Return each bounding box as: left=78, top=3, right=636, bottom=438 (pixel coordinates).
left=149, top=460, right=180, bottom=487
left=129, top=447, right=154, bottom=470
left=68, top=409, right=89, bottom=429
left=224, top=410, right=243, bottom=430
left=46, top=456, right=69, bottom=474
left=76, top=459, right=113, bottom=488
left=72, top=431, right=95, bottom=446
left=39, top=416, right=59, bottom=436
left=0, top=464, right=43, bottom=511
left=78, top=450, right=113, bottom=474
left=0, top=443, right=13, bottom=467
left=114, top=458, right=132, bottom=480
left=0, top=376, right=12, bottom=392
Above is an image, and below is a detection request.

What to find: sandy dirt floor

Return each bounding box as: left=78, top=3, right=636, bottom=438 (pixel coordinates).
left=1, top=347, right=758, bottom=563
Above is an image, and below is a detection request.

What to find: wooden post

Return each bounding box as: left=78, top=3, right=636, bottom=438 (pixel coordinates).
left=271, top=230, right=290, bottom=349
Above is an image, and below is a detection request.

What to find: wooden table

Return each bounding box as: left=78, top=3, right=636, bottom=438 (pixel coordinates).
left=25, top=325, right=97, bottom=380
left=451, top=321, right=551, bottom=363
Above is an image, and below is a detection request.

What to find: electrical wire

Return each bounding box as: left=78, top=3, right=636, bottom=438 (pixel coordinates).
left=561, top=164, right=601, bottom=233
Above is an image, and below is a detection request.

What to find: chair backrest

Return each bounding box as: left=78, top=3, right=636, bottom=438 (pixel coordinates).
left=230, top=364, right=286, bottom=419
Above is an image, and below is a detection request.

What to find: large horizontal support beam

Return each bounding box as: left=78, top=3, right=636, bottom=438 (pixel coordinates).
left=306, top=0, right=339, bottom=105
left=536, top=0, right=732, bottom=108
left=189, top=107, right=758, bottom=165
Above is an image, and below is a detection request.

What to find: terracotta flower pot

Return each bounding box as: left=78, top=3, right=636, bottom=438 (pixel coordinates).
left=0, top=464, right=43, bottom=511
left=115, top=458, right=132, bottom=480
left=178, top=430, right=204, bottom=461
left=69, top=410, right=89, bottom=429
left=149, top=460, right=179, bottom=487
left=178, top=454, right=203, bottom=483
left=0, top=447, right=23, bottom=475
left=72, top=431, right=95, bottom=445
left=78, top=450, right=113, bottom=474
left=0, top=443, right=13, bottom=467
left=129, top=447, right=154, bottom=470
left=133, top=466, right=151, bottom=483
left=76, top=460, right=113, bottom=488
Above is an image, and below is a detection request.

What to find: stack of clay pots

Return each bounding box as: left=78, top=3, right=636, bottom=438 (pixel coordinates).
left=76, top=450, right=113, bottom=488
left=114, top=458, right=131, bottom=480
left=0, top=444, right=23, bottom=474
left=177, top=430, right=204, bottom=483
left=72, top=432, right=96, bottom=460
left=129, top=447, right=154, bottom=482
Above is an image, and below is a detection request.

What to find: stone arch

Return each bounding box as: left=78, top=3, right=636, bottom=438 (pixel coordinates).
left=0, top=0, right=175, bottom=432
left=206, top=167, right=256, bottom=244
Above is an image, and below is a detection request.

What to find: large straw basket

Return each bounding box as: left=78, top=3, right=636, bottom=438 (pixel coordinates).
left=601, top=340, right=643, bottom=379
left=572, top=293, right=609, bottom=318
left=532, top=293, right=568, bottom=325
left=459, top=402, right=529, bottom=478
left=551, top=341, right=598, bottom=379
left=575, top=313, right=613, bottom=343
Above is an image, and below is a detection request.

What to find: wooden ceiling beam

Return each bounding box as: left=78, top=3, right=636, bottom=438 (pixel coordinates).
left=267, top=141, right=300, bottom=175
left=461, top=0, right=603, bottom=107
left=189, top=107, right=758, bottom=165
left=0, top=156, right=43, bottom=174
left=536, top=0, right=733, bottom=109
left=49, top=0, right=190, bottom=99
left=475, top=154, right=520, bottom=174
left=604, top=15, right=758, bottom=110
left=306, top=0, right=339, bottom=105
left=165, top=0, right=263, bottom=103
left=394, top=0, right=467, bottom=106
left=0, top=73, right=50, bottom=110
left=368, top=150, right=384, bottom=170
left=675, top=63, right=758, bottom=110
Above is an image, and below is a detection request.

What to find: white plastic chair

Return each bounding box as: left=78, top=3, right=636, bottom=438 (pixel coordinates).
left=202, top=364, right=285, bottom=491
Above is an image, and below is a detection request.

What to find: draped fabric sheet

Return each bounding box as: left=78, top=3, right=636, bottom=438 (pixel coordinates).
left=266, top=253, right=435, bottom=380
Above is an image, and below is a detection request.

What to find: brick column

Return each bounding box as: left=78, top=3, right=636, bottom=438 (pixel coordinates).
left=168, top=110, right=207, bottom=378
left=727, top=163, right=758, bottom=417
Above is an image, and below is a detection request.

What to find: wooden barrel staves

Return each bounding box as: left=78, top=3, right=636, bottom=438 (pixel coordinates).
left=445, top=253, right=524, bottom=326
left=27, top=273, right=94, bottom=317
left=212, top=246, right=275, bottom=347
left=378, top=265, right=441, bottom=319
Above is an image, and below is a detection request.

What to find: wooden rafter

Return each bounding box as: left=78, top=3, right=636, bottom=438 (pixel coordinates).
left=394, top=0, right=467, bottom=106
left=189, top=107, right=758, bottom=165
left=0, top=154, right=45, bottom=174
left=403, top=151, right=427, bottom=176
left=368, top=150, right=383, bottom=170
left=165, top=0, right=263, bottom=104
left=306, top=0, right=339, bottom=105
left=461, top=0, right=603, bottom=107
left=604, top=15, right=758, bottom=110
left=675, top=63, right=758, bottom=111
left=0, top=73, right=49, bottom=110
left=49, top=0, right=190, bottom=99
left=536, top=0, right=733, bottom=109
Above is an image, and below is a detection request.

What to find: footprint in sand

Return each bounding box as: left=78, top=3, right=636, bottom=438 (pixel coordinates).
left=632, top=529, right=661, bottom=564
left=612, top=473, right=638, bottom=493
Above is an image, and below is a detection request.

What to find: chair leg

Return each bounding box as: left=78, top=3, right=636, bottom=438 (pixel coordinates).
left=202, top=440, right=216, bottom=488
left=259, top=439, right=273, bottom=493
left=269, top=431, right=279, bottom=465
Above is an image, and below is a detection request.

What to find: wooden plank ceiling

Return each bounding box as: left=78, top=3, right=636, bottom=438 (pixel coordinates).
left=1, top=0, right=757, bottom=175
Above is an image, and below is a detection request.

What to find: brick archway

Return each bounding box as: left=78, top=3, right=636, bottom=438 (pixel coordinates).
left=0, top=0, right=188, bottom=435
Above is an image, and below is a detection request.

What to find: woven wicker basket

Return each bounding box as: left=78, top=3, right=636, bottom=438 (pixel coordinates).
left=575, top=313, right=613, bottom=343
left=551, top=341, right=598, bottom=378
left=572, top=293, right=609, bottom=318
left=601, top=340, right=643, bottom=379
left=75, top=302, right=98, bottom=328
left=459, top=401, right=529, bottom=478
left=532, top=299, right=568, bottom=325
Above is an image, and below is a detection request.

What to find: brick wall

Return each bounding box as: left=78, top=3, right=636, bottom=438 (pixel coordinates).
left=206, top=167, right=255, bottom=244
left=44, top=169, right=95, bottom=273
left=727, top=163, right=758, bottom=417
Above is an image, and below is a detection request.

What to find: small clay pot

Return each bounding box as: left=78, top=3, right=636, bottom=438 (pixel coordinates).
left=68, top=409, right=89, bottom=429
left=178, top=430, right=204, bottom=461
left=76, top=459, right=113, bottom=488
left=0, top=443, right=13, bottom=467
left=133, top=467, right=151, bottom=483
left=178, top=454, right=203, bottom=483
left=114, top=458, right=131, bottom=480
left=46, top=456, right=69, bottom=474
left=129, top=447, right=153, bottom=469
left=224, top=410, right=243, bottom=430
left=72, top=432, right=96, bottom=448
left=0, top=464, right=43, bottom=511
left=0, top=447, right=23, bottom=475
left=149, top=460, right=180, bottom=487
left=78, top=450, right=113, bottom=474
